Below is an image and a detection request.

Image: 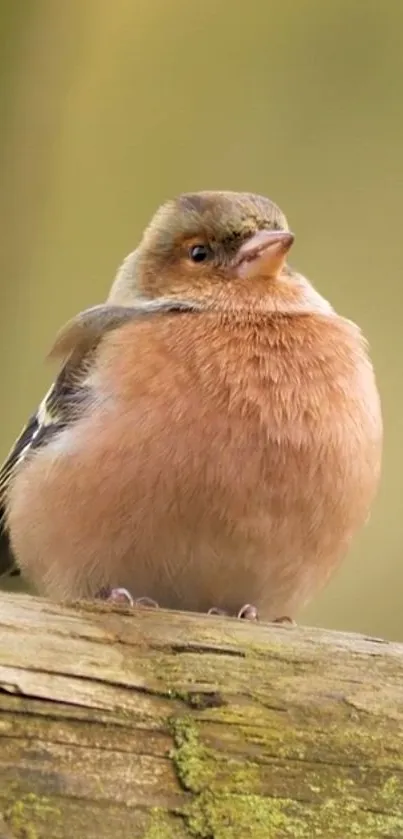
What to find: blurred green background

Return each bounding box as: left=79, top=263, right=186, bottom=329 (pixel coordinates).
left=0, top=0, right=402, bottom=640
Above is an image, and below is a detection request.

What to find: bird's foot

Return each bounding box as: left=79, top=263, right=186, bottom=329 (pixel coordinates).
left=96, top=587, right=159, bottom=609
left=272, top=615, right=296, bottom=627
left=237, top=603, right=259, bottom=621
left=133, top=595, right=160, bottom=609
left=207, top=604, right=259, bottom=620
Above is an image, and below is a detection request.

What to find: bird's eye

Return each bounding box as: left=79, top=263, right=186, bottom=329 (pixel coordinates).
left=188, top=244, right=212, bottom=263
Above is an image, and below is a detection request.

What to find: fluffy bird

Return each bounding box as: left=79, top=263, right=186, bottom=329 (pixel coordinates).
left=0, top=191, right=382, bottom=620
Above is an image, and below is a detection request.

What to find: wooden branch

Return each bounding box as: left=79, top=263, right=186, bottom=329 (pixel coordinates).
left=0, top=593, right=402, bottom=838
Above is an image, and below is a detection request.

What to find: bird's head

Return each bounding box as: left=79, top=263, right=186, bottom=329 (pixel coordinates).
left=108, top=191, right=331, bottom=315
left=129, top=191, right=296, bottom=310
left=52, top=192, right=332, bottom=364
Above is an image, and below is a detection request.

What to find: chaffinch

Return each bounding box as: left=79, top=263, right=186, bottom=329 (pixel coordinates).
left=0, top=191, right=382, bottom=621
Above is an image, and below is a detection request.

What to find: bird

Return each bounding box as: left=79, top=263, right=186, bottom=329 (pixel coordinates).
left=0, top=190, right=382, bottom=622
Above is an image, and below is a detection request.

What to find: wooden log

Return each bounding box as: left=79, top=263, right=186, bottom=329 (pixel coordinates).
left=0, top=592, right=402, bottom=838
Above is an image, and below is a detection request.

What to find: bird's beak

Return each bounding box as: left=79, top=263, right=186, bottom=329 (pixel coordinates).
left=235, top=230, right=295, bottom=280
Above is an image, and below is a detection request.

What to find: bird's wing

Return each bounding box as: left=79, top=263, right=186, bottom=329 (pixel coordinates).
left=0, top=300, right=199, bottom=577
left=0, top=410, right=42, bottom=576
left=0, top=350, right=97, bottom=576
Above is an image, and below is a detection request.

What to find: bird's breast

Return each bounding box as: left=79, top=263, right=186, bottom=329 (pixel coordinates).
left=98, top=310, right=382, bottom=522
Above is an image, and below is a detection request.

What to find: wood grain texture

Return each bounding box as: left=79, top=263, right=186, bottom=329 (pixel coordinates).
left=0, top=592, right=402, bottom=838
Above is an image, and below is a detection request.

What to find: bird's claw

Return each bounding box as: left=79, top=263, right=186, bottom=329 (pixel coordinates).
left=272, top=615, right=296, bottom=626
left=207, top=604, right=259, bottom=620
left=96, top=587, right=159, bottom=609
left=237, top=603, right=259, bottom=621
left=106, top=587, right=135, bottom=606
left=132, top=596, right=160, bottom=609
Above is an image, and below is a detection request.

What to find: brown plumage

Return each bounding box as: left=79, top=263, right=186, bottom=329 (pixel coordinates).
left=2, top=191, right=382, bottom=620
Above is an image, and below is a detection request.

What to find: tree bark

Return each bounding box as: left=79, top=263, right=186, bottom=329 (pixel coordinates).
left=0, top=592, right=402, bottom=838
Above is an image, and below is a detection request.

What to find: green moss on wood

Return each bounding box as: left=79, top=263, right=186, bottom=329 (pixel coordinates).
left=2, top=595, right=403, bottom=838
left=142, top=807, right=183, bottom=839
left=169, top=716, right=403, bottom=838
left=170, top=715, right=216, bottom=793
left=4, top=793, right=61, bottom=838
left=185, top=790, right=403, bottom=838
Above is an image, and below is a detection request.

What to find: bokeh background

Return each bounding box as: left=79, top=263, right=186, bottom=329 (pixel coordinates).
left=1, top=0, right=402, bottom=640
